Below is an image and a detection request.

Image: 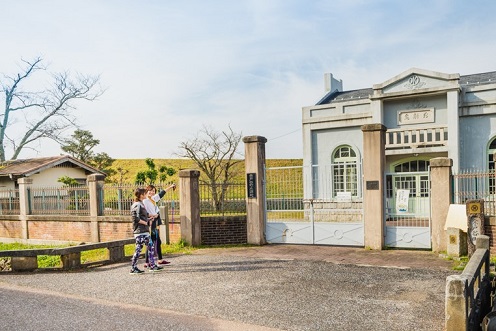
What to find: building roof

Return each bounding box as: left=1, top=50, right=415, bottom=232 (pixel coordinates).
left=459, top=71, right=496, bottom=86
left=0, top=155, right=106, bottom=178
left=316, top=70, right=496, bottom=105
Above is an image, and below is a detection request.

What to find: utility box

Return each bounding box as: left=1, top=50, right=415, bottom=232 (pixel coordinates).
left=466, top=199, right=485, bottom=257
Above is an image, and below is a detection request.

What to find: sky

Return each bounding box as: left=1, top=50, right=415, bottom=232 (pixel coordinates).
left=2, top=0, right=496, bottom=160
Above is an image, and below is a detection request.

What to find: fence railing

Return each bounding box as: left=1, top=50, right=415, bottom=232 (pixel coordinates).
left=199, top=182, right=246, bottom=216
left=28, top=186, right=90, bottom=215
left=453, top=169, right=496, bottom=217
left=385, top=125, right=448, bottom=150
left=101, top=183, right=180, bottom=216
left=0, top=189, right=20, bottom=215
left=446, top=236, right=492, bottom=331
left=0, top=183, right=180, bottom=217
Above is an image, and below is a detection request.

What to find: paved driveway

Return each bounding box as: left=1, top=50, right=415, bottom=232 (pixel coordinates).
left=0, top=245, right=456, bottom=331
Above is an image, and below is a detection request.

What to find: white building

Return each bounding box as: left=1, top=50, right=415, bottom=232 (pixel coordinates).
left=294, top=68, right=496, bottom=250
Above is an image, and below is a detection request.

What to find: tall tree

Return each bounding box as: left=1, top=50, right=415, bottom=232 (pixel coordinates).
left=0, top=57, right=104, bottom=161
left=61, top=129, right=115, bottom=180
left=90, top=152, right=116, bottom=178
left=177, top=124, right=242, bottom=211
left=61, top=129, right=100, bottom=162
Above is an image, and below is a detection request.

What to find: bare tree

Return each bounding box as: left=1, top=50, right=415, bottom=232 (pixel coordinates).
left=0, top=57, right=104, bottom=161
left=177, top=124, right=243, bottom=212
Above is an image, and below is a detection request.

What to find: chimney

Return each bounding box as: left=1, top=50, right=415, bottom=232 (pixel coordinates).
left=324, top=73, right=343, bottom=93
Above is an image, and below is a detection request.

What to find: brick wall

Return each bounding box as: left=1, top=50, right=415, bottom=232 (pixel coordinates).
left=99, top=218, right=134, bottom=242
left=28, top=219, right=92, bottom=242
left=200, top=215, right=247, bottom=245
left=0, top=219, right=22, bottom=238
left=485, top=217, right=496, bottom=255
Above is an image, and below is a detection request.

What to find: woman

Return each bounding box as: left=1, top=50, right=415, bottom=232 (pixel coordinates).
left=130, top=187, right=163, bottom=274
left=143, top=183, right=176, bottom=267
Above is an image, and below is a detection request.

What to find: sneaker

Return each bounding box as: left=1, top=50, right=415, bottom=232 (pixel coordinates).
left=129, top=267, right=144, bottom=275
left=144, top=263, right=149, bottom=268
left=158, top=260, right=171, bottom=265
left=149, top=265, right=164, bottom=272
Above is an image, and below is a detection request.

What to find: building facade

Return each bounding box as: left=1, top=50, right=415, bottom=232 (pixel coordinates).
left=300, top=68, right=496, bottom=250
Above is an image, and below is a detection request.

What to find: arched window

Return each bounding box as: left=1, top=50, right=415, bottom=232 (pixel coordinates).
left=489, top=137, right=496, bottom=171
left=332, top=145, right=358, bottom=197
left=488, top=137, right=496, bottom=193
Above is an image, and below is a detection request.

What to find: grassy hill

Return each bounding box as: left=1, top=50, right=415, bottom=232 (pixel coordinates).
left=108, top=158, right=303, bottom=184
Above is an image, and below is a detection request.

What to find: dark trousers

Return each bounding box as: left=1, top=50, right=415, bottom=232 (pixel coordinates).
left=145, top=228, right=162, bottom=262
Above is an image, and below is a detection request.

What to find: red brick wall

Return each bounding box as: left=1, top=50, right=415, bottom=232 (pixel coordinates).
left=99, top=218, right=134, bottom=242
left=485, top=223, right=496, bottom=255
left=28, top=220, right=92, bottom=242
left=167, top=222, right=182, bottom=243
left=0, top=219, right=22, bottom=239
left=200, top=215, right=247, bottom=245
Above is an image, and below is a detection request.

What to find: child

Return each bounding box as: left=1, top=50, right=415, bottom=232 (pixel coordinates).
left=143, top=183, right=176, bottom=267
left=130, top=187, right=163, bottom=274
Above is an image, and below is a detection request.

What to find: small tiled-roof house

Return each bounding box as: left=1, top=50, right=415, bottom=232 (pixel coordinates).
left=0, top=155, right=106, bottom=189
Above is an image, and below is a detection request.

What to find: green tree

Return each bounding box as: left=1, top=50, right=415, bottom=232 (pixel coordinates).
left=90, top=152, right=116, bottom=178
left=135, top=158, right=176, bottom=184
left=61, top=129, right=115, bottom=181
left=57, top=176, right=79, bottom=186
left=61, top=129, right=100, bottom=162
left=0, top=57, right=104, bottom=161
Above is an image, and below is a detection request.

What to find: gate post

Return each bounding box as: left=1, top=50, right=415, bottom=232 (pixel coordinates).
left=361, top=124, right=386, bottom=250
left=87, top=174, right=105, bottom=243
left=243, top=135, right=267, bottom=245
left=179, top=169, right=201, bottom=246
left=430, top=157, right=452, bottom=252
left=18, top=177, right=33, bottom=240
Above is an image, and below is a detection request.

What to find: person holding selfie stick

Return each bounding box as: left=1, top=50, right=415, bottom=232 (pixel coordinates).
left=143, top=183, right=176, bottom=267
left=130, top=188, right=163, bottom=274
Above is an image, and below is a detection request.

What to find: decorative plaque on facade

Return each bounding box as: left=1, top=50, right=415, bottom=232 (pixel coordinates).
left=397, top=108, right=434, bottom=125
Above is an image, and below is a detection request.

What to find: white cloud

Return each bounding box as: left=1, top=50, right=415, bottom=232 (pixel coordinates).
left=1, top=0, right=496, bottom=160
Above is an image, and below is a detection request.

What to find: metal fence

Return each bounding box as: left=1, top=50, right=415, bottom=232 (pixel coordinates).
left=199, top=182, right=246, bottom=216
left=0, top=181, right=247, bottom=217
left=453, top=169, right=496, bottom=217
left=102, top=183, right=179, bottom=216
left=265, top=166, right=305, bottom=221
left=28, top=186, right=90, bottom=215
left=0, top=189, right=20, bottom=215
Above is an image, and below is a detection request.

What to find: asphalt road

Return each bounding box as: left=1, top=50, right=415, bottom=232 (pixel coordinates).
left=0, top=247, right=455, bottom=331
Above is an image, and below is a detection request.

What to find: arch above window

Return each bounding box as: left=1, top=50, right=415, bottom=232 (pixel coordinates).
left=332, top=145, right=357, bottom=162
left=393, top=160, right=430, bottom=173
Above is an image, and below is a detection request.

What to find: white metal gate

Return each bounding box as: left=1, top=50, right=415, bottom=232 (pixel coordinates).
left=384, top=171, right=431, bottom=249
left=264, top=165, right=364, bottom=246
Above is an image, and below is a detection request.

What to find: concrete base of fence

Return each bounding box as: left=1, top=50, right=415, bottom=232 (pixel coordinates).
left=109, top=246, right=125, bottom=262
left=11, top=256, right=38, bottom=271
left=61, top=252, right=81, bottom=270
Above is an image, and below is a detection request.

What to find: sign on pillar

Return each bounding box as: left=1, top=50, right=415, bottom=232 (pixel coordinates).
left=466, top=199, right=484, bottom=256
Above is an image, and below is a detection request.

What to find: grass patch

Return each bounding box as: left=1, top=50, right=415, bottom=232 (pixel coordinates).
left=452, top=256, right=469, bottom=271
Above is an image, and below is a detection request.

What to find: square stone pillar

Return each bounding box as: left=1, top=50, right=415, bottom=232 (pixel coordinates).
left=430, top=157, right=452, bottom=252
left=87, top=174, right=105, bottom=242
left=243, top=136, right=267, bottom=245
left=361, top=124, right=386, bottom=250
left=445, top=274, right=468, bottom=331
left=179, top=169, right=201, bottom=246
left=18, top=177, right=33, bottom=240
